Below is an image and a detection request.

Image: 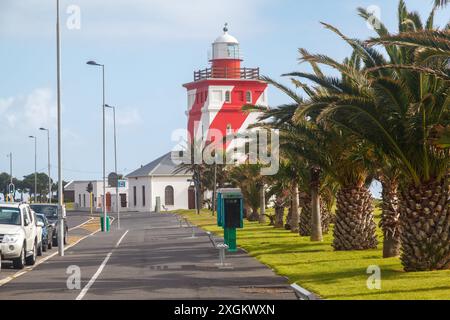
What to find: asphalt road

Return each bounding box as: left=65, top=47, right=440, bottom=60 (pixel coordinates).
left=0, top=211, right=296, bottom=300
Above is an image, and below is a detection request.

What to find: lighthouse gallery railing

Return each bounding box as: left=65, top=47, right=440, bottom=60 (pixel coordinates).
left=194, top=67, right=260, bottom=81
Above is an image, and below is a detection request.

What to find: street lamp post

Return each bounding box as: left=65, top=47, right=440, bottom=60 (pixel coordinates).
left=29, top=136, right=37, bottom=203
left=40, top=128, right=51, bottom=203
left=105, top=104, right=120, bottom=230
left=87, top=60, right=107, bottom=233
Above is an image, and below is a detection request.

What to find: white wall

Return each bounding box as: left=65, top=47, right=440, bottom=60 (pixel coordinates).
left=127, top=176, right=152, bottom=212
left=73, top=181, right=128, bottom=211
left=150, top=175, right=192, bottom=211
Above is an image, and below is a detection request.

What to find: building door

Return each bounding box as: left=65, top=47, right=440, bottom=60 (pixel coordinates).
left=188, top=186, right=195, bottom=210
left=106, top=192, right=112, bottom=212
left=120, top=193, right=127, bottom=208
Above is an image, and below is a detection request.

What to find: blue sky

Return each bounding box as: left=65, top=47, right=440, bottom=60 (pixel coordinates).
left=1, top=0, right=448, bottom=196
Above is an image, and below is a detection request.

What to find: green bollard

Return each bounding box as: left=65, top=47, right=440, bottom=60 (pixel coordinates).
left=100, top=215, right=110, bottom=232
left=224, top=228, right=237, bottom=252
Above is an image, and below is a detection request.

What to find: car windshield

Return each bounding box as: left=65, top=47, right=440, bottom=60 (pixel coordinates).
left=0, top=207, right=21, bottom=226
left=30, top=205, right=58, bottom=218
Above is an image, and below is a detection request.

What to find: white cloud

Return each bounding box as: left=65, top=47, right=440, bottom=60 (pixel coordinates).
left=106, top=107, right=142, bottom=127
left=24, top=88, right=56, bottom=129
left=0, top=96, right=14, bottom=114
left=0, top=0, right=271, bottom=40
left=0, top=88, right=56, bottom=141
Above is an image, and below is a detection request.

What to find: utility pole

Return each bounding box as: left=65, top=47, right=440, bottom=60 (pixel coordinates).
left=56, top=0, right=64, bottom=256
left=40, top=128, right=51, bottom=203
left=29, top=136, right=37, bottom=203
left=6, top=153, right=13, bottom=202
left=212, top=163, right=217, bottom=216
left=105, top=104, right=120, bottom=229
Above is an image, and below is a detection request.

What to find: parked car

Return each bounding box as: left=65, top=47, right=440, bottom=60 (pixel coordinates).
left=36, top=213, right=53, bottom=251
left=29, top=204, right=68, bottom=246
left=0, top=203, right=39, bottom=269
left=30, top=209, right=43, bottom=256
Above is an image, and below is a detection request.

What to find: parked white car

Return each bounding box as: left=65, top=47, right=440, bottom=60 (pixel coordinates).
left=30, top=209, right=43, bottom=256
left=0, top=203, right=39, bottom=269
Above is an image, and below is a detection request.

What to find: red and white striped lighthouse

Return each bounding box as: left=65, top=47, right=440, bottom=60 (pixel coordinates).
left=183, top=24, right=268, bottom=148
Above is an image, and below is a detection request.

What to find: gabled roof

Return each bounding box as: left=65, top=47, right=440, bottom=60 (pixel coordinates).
left=126, top=152, right=191, bottom=178
left=64, top=180, right=75, bottom=191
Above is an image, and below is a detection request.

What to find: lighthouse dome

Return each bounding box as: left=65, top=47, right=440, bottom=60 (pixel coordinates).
left=212, top=24, right=241, bottom=61
left=214, top=32, right=239, bottom=44
left=214, top=23, right=239, bottom=44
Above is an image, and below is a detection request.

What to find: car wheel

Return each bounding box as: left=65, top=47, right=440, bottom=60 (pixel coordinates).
left=52, top=230, right=58, bottom=246
left=12, top=245, right=26, bottom=269
left=25, top=241, right=37, bottom=266
left=37, top=241, right=43, bottom=256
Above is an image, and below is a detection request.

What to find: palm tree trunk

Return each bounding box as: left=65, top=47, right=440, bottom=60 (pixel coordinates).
left=310, top=167, right=323, bottom=242
left=320, top=202, right=331, bottom=234
left=259, top=185, right=266, bottom=224
left=299, top=192, right=312, bottom=236
left=380, top=178, right=401, bottom=258
left=311, top=191, right=323, bottom=242
left=274, top=202, right=285, bottom=228
left=248, top=207, right=259, bottom=221
left=290, top=182, right=300, bottom=233
left=299, top=191, right=330, bottom=236
left=399, top=176, right=450, bottom=271
left=285, top=202, right=292, bottom=230
left=333, top=185, right=378, bottom=250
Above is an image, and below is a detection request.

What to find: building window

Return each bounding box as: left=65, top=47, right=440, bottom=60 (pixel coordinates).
left=165, top=186, right=174, bottom=206
left=79, top=194, right=81, bottom=206
left=225, top=91, right=231, bottom=103
left=246, top=91, right=252, bottom=103
left=83, top=194, right=86, bottom=207
left=142, top=186, right=146, bottom=207
left=133, top=186, right=137, bottom=207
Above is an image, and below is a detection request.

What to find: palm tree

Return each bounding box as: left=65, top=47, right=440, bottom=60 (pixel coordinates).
left=296, top=1, right=449, bottom=270
left=266, top=161, right=292, bottom=228
left=434, top=0, right=449, bottom=7
left=228, top=164, right=263, bottom=221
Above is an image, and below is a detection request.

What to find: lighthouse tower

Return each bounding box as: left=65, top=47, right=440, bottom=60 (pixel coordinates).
left=183, top=24, right=268, bottom=148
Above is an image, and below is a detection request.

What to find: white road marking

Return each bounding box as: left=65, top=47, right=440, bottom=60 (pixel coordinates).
left=0, top=216, right=117, bottom=288
left=0, top=228, right=101, bottom=287
left=69, top=217, right=95, bottom=231
left=75, top=229, right=129, bottom=300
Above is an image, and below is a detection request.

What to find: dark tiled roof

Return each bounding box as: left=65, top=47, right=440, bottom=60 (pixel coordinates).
left=125, top=152, right=191, bottom=178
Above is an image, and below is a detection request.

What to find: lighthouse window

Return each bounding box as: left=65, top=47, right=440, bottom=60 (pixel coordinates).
left=225, top=91, right=231, bottom=103
left=227, top=44, right=239, bottom=59
left=246, top=91, right=252, bottom=103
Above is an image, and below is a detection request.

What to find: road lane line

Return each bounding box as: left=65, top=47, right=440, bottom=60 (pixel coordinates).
left=75, top=229, right=129, bottom=300
left=69, top=217, right=95, bottom=231
left=0, top=228, right=101, bottom=288
left=0, top=217, right=117, bottom=288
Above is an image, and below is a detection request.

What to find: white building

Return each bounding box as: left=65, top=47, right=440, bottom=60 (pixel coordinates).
left=73, top=180, right=128, bottom=212
left=125, top=152, right=193, bottom=212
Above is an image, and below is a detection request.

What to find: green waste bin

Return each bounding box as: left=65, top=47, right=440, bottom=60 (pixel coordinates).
left=100, top=215, right=110, bottom=232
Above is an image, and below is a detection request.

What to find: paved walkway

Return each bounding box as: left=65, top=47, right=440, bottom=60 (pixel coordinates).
left=0, top=212, right=296, bottom=300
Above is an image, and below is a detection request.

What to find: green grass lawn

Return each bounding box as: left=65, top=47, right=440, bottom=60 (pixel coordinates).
left=173, top=208, right=450, bottom=300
